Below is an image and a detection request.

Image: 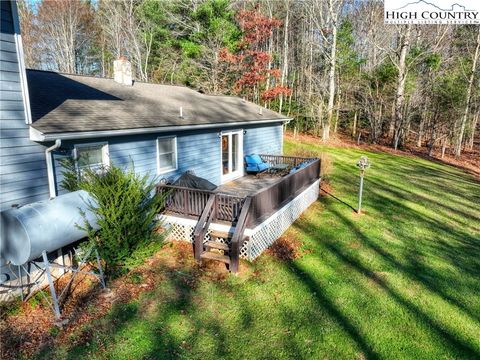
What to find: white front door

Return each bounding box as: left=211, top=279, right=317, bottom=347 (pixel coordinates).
left=220, top=130, right=243, bottom=183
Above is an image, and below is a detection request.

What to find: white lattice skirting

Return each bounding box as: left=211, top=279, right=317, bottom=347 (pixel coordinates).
left=160, top=179, right=320, bottom=261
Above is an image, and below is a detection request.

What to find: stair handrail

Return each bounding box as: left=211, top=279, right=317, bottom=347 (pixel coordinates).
left=193, top=194, right=216, bottom=261
left=230, top=196, right=252, bottom=273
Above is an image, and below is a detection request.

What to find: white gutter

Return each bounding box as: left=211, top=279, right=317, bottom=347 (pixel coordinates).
left=30, top=118, right=292, bottom=142
left=46, top=139, right=61, bottom=198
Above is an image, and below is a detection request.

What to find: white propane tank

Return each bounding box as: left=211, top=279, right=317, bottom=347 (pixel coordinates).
left=0, top=190, right=98, bottom=265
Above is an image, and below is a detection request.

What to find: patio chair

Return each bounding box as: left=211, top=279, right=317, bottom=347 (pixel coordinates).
left=245, top=154, right=270, bottom=174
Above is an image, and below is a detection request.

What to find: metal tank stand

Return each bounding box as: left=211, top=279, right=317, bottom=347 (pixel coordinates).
left=0, top=246, right=106, bottom=322
left=40, top=246, right=106, bottom=321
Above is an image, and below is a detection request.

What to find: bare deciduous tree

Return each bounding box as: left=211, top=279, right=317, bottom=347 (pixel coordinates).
left=455, top=27, right=480, bottom=157
left=37, top=0, right=94, bottom=74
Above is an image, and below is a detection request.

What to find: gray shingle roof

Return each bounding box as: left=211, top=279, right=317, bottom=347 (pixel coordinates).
left=27, top=70, right=288, bottom=135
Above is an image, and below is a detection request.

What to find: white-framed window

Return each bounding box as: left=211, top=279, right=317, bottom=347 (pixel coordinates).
left=74, top=142, right=110, bottom=176
left=157, top=136, right=177, bottom=174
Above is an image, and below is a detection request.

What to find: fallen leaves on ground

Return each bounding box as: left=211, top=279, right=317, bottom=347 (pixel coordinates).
left=0, top=241, right=236, bottom=360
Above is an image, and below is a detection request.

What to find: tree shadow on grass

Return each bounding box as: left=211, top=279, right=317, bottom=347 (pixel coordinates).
left=367, top=176, right=479, bottom=226
left=283, top=260, right=380, bottom=360
left=319, top=172, right=480, bottom=325
left=320, top=187, right=357, bottom=212
left=32, top=257, right=209, bottom=359
left=293, top=216, right=480, bottom=359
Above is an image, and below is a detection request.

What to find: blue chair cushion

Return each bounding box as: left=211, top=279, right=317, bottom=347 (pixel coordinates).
left=245, top=154, right=263, bottom=166
left=246, top=162, right=269, bottom=172
left=245, top=154, right=269, bottom=173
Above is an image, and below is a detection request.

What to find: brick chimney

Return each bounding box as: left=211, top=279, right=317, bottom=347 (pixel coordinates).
left=113, top=56, right=133, bottom=86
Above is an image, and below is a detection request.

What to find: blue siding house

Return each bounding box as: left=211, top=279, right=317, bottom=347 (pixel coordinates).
left=0, top=0, right=289, bottom=212
left=1, top=0, right=321, bottom=280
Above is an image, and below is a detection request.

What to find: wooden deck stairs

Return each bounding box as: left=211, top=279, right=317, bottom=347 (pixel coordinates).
left=200, top=231, right=232, bottom=264
left=194, top=196, right=252, bottom=273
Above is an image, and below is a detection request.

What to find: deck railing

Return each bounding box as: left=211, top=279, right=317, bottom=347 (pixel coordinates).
left=259, top=154, right=314, bottom=168
left=156, top=155, right=320, bottom=227
left=193, top=194, right=216, bottom=260
left=230, top=196, right=252, bottom=272
left=157, top=185, right=213, bottom=217
left=156, top=184, right=245, bottom=223
left=246, top=157, right=320, bottom=227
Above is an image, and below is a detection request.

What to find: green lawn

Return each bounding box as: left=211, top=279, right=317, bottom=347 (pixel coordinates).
left=38, top=138, right=480, bottom=359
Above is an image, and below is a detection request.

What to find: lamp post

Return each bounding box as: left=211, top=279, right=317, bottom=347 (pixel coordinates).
left=356, top=156, right=370, bottom=214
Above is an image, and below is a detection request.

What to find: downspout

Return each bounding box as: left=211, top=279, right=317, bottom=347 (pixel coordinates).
left=46, top=139, right=61, bottom=198
left=282, top=119, right=291, bottom=154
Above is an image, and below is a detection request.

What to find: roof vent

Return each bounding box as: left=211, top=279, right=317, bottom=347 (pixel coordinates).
left=179, top=106, right=184, bottom=118
left=258, top=107, right=263, bottom=116
left=113, top=57, right=133, bottom=86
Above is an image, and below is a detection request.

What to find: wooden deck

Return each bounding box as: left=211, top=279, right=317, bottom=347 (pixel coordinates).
left=157, top=155, right=320, bottom=227
left=156, top=155, right=321, bottom=273
left=217, top=174, right=284, bottom=197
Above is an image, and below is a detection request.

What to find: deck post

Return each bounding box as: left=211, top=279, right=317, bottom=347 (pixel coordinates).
left=231, top=249, right=239, bottom=273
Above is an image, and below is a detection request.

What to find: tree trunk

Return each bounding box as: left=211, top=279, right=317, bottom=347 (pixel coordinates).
left=389, top=102, right=395, bottom=138
left=287, top=70, right=295, bottom=117
left=428, top=119, right=437, bottom=157
left=468, top=112, right=479, bottom=150
left=428, top=133, right=435, bottom=157
left=441, top=138, right=447, bottom=159
left=279, top=3, right=289, bottom=114
left=455, top=27, right=480, bottom=157
left=393, top=24, right=411, bottom=150
left=317, top=101, right=324, bottom=137
left=264, top=6, right=274, bottom=96
left=325, top=0, right=338, bottom=141
left=334, top=89, right=340, bottom=133
left=417, top=105, right=427, bottom=147
left=352, top=111, right=357, bottom=137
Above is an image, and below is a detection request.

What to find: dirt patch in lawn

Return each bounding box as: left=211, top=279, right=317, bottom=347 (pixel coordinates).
left=320, top=180, right=333, bottom=196
left=266, top=235, right=304, bottom=261
left=348, top=241, right=362, bottom=249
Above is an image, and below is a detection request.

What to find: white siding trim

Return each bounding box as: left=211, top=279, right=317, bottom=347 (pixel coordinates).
left=10, top=1, right=32, bottom=125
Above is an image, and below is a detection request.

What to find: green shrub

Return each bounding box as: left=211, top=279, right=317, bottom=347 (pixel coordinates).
left=74, top=164, right=165, bottom=275
left=59, top=157, right=81, bottom=192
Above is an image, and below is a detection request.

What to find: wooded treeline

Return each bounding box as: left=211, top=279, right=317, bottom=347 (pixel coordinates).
left=18, top=0, right=480, bottom=157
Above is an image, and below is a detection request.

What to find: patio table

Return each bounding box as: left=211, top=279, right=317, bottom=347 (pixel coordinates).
left=268, top=163, right=290, bottom=174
